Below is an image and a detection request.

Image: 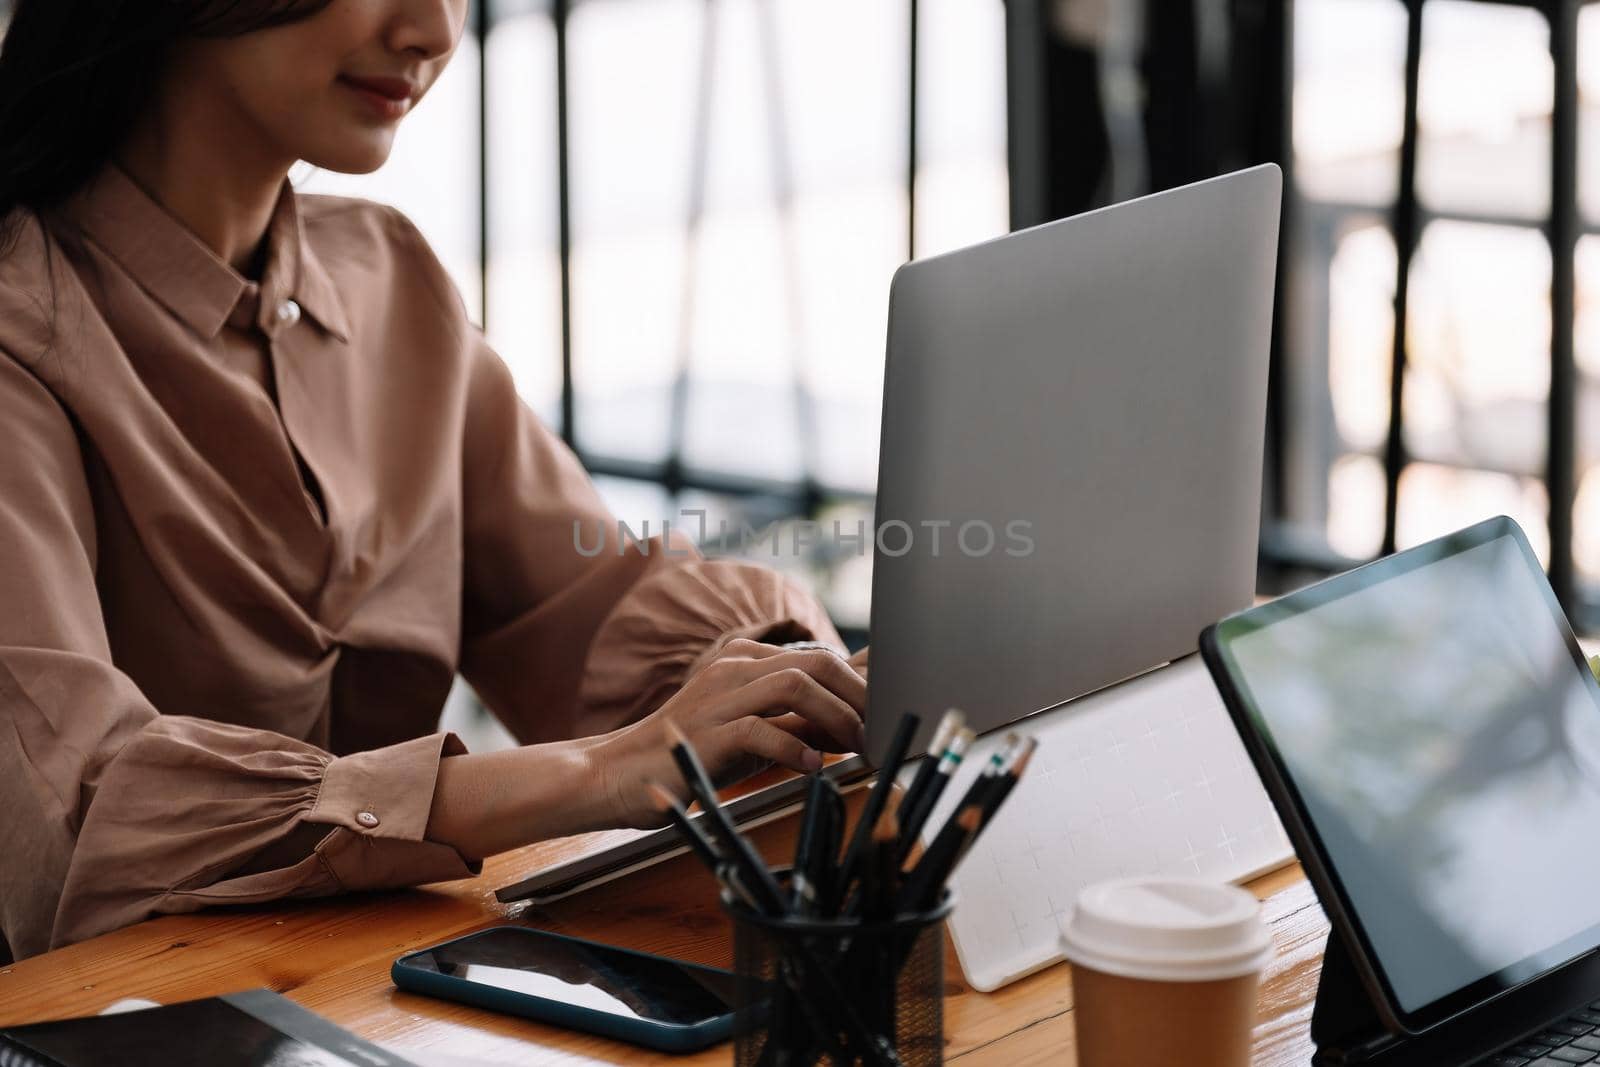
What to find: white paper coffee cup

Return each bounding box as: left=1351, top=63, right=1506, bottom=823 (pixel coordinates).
left=1060, top=878, right=1274, bottom=1067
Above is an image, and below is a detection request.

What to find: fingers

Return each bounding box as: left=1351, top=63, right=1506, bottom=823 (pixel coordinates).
left=720, top=715, right=824, bottom=774
left=784, top=647, right=866, bottom=714
left=686, top=640, right=785, bottom=694
left=707, top=667, right=865, bottom=752
left=719, top=637, right=786, bottom=660
left=765, top=712, right=849, bottom=754
left=698, top=646, right=866, bottom=716
left=671, top=640, right=867, bottom=764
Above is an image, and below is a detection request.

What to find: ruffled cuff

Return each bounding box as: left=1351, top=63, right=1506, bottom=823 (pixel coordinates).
left=579, top=559, right=843, bottom=729
left=50, top=718, right=476, bottom=949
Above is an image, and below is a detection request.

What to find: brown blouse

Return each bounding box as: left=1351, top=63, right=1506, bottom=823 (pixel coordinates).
left=0, top=166, right=839, bottom=961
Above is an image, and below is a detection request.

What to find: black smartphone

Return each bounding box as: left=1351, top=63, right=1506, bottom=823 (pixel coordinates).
left=391, top=926, right=741, bottom=1053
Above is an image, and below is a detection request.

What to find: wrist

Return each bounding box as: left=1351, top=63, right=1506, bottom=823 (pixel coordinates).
left=583, top=725, right=645, bottom=830
left=528, top=735, right=629, bottom=837
left=575, top=730, right=635, bottom=831
left=427, top=741, right=623, bottom=858
left=588, top=720, right=681, bottom=831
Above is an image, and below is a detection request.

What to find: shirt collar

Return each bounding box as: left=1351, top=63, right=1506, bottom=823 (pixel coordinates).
left=67, top=165, right=350, bottom=343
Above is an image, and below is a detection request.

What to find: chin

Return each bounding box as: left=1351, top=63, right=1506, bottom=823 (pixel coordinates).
left=303, top=136, right=396, bottom=176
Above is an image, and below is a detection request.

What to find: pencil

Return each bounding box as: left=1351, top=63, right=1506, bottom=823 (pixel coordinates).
left=656, top=742, right=900, bottom=1067
left=665, top=720, right=786, bottom=916
left=865, top=794, right=904, bottom=1047
left=974, top=736, right=1038, bottom=832
left=898, top=735, right=1039, bottom=912
left=790, top=773, right=836, bottom=915
left=645, top=779, right=722, bottom=871
left=896, top=726, right=976, bottom=862
left=895, top=710, right=964, bottom=834
left=950, top=731, right=1022, bottom=816
left=862, top=793, right=902, bottom=921
left=897, top=804, right=982, bottom=913
left=646, top=780, right=765, bottom=912
left=833, top=711, right=920, bottom=914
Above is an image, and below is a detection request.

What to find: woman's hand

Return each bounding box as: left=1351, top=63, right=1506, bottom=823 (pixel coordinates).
left=425, top=639, right=870, bottom=858
left=592, top=638, right=867, bottom=829
left=847, top=645, right=868, bottom=679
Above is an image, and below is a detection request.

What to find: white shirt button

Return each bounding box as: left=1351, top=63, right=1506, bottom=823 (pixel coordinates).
left=355, top=811, right=380, bottom=828
left=275, top=299, right=301, bottom=327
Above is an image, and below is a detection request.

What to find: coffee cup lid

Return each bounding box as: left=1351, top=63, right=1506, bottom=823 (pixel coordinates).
left=1058, top=877, right=1273, bottom=982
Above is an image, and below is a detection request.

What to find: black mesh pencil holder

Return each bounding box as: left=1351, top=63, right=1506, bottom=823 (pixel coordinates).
left=722, top=886, right=955, bottom=1067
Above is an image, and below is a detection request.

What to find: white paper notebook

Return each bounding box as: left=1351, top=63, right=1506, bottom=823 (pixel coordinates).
left=910, top=654, right=1295, bottom=992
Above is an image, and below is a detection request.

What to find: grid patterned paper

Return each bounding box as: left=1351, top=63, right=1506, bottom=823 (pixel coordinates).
left=910, top=655, right=1295, bottom=992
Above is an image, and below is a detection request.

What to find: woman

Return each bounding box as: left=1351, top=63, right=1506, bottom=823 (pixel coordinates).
left=0, top=0, right=867, bottom=962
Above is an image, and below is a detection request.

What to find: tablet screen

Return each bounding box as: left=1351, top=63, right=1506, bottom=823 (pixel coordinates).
left=1217, top=521, right=1600, bottom=1020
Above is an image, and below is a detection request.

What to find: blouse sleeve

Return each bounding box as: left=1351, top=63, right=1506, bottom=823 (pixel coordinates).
left=0, top=354, right=475, bottom=962
left=455, top=336, right=843, bottom=744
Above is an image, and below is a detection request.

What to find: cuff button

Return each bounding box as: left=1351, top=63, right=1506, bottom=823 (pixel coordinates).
left=356, top=811, right=380, bottom=828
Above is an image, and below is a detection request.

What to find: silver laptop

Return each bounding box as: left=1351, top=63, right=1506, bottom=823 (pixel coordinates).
left=865, top=163, right=1282, bottom=762
left=497, top=164, right=1281, bottom=904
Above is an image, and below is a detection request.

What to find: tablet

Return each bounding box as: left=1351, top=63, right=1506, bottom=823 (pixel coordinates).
left=1201, top=516, right=1600, bottom=1035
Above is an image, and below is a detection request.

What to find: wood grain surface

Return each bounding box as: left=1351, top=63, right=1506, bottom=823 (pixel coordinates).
left=0, top=790, right=1327, bottom=1065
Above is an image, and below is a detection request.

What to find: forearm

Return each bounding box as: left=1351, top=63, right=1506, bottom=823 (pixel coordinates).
left=428, top=640, right=870, bottom=860
left=424, top=738, right=617, bottom=860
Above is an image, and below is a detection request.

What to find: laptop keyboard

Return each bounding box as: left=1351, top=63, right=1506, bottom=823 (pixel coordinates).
left=1484, top=1004, right=1600, bottom=1065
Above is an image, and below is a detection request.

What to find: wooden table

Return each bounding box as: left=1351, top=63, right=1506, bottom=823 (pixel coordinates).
left=0, top=798, right=1331, bottom=1066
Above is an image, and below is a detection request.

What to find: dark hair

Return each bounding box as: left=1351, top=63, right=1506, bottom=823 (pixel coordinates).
left=0, top=0, right=332, bottom=248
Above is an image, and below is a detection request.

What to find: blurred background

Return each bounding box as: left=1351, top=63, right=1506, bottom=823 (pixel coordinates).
left=294, top=0, right=1600, bottom=636
left=12, top=0, right=1600, bottom=725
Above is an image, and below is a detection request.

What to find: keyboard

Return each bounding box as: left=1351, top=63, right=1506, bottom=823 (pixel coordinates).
left=1483, top=1003, right=1600, bottom=1065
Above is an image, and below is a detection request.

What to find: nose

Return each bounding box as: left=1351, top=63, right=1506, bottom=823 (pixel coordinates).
left=386, top=0, right=464, bottom=61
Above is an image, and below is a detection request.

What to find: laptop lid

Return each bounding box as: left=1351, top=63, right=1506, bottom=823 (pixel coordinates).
left=866, top=164, right=1281, bottom=762
left=1202, top=516, right=1600, bottom=1036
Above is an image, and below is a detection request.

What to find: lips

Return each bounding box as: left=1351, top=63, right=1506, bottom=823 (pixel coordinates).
left=340, top=74, right=415, bottom=101
left=338, top=74, right=417, bottom=120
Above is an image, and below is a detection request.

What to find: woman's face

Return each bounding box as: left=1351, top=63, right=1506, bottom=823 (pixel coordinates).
left=172, top=0, right=469, bottom=174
